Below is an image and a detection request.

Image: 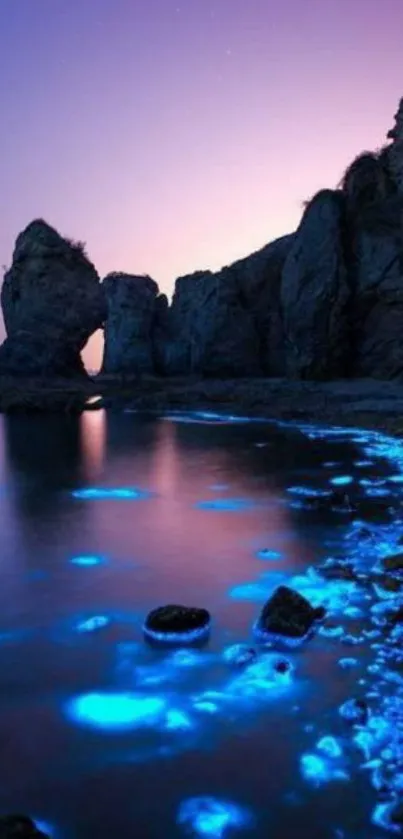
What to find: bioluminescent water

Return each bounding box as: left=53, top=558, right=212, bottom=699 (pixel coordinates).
left=0, top=410, right=402, bottom=837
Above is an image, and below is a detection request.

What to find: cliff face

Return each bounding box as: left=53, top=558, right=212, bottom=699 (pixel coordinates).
left=101, top=273, right=161, bottom=375
left=0, top=220, right=106, bottom=377
left=281, top=190, right=351, bottom=380
left=2, top=96, right=403, bottom=382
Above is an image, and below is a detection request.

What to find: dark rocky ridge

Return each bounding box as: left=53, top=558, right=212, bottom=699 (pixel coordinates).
left=1, top=97, right=403, bottom=382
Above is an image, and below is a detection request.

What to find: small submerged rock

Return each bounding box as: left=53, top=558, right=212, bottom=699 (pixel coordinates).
left=319, top=561, right=358, bottom=582
left=143, top=604, right=211, bottom=645
left=383, top=553, right=403, bottom=573
left=0, top=816, right=49, bottom=838
left=254, top=585, right=325, bottom=642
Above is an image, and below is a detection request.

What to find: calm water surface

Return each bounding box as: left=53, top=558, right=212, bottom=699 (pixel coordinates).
left=0, top=410, right=401, bottom=838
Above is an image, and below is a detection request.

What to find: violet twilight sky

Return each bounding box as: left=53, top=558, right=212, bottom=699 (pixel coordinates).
left=1, top=0, right=402, bottom=370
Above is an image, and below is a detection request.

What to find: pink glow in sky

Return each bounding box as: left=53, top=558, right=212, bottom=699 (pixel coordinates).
left=0, top=0, right=402, bottom=369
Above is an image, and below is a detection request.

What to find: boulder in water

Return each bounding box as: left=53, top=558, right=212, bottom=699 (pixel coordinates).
left=255, top=585, right=325, bottom=642
left=143, top=604, right=211, bottom=644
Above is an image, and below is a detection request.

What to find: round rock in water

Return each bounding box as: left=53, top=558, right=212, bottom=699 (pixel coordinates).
left=143, top=604, right=211, bottom=645
left=0, top=816, right=49, bottom=839
left=255, top=585, right=325, bottom=642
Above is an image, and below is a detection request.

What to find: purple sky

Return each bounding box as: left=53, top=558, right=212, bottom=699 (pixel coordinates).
left=1, top=0, right=402, bottom=369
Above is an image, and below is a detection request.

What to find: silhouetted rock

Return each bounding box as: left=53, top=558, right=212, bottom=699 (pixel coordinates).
left=229, top=234, right=294, bottom=374
left=143, top=604, right=211, bottom=643
left=163, top=270, right=261, bottom=376
left=0, top=329, right=86, bottom=378
left=386, top=96, right=403, bottom=194
left=383, top=553, right=403, bottom=572
left=281, top=190, right=351, bottom=379
left=255, top=585, right=325, bottom=640
left=0, top=815, right=49, bottom=838
left=349, top=204, right=403, bottom=379
left=101, top=273, right=160, bottom=374
left=0, top=220, right=106, bottom=377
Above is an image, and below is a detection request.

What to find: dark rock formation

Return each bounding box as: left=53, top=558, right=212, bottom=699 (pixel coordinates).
left=280, top=190, right=351, bottom=379
left=162, top=270, right=261, bottom=377
left=143, top=604, right=211, bottom=643
left=0, top=815, right=49, bottom=838
left=386, top=96, right=403, bottom=194
left=3, top=97, right=403, bottom=384
left=0, top=220, right=106, bottom=377
left=349, top=205, right=403, bottom=379
left=255, top=585, right=325, bottom=640
left=222, top=235, right=293, bottom=375
left=383, top=553, right=403, bottom=572
left=101, top=273, right=160, bottom=375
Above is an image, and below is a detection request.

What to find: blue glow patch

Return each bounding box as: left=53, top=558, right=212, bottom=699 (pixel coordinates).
left=226, top=653, right=294, bottom=700
left=253, top=620, right=310, bottom=647
left=287, top=566, right=363, bottom=614
left=228, top=572, right=285, bottom=602
left=223, top=645, right=257, bottom=667
left=75, top=615, right=111, bottom=633
left=300, top=753, right=349, bottom=786
left=65, top=692, right=166, bottom=731
left=195, top=498, right=255, bottom=512
left=70, top=554, right=105, bottom=567
left=338, top=657, right=359, bottom=670
left=142, top=621, right=211, bottom=646
left=193, top=700, right=219, bottom=715
left=316, top=736, right=343, bottom=759
left=165, top=709, right=194, bottom=731
left=372, top=801, right=401, bottom=833
left=256, top=548, right=283, bottom=560
left=330, top=475, right=354, bottom=486
left=287, top=486, right=332, bottom=498
left=177, top=796, right=253, bottom=838
left=72, top=487, right=152, bottom=500
left=318, top=625, right=344, bottom=639
left=33, top=820, right=56, bottom=837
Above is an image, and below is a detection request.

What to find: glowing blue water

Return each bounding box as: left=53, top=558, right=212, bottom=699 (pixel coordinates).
left=1, top=411, right=403, bottom=836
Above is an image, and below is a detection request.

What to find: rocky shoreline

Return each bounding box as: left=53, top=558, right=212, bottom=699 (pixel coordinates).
left=1, top=98, right=403, bottom=388
left=3, top=375, right=403, bottom=438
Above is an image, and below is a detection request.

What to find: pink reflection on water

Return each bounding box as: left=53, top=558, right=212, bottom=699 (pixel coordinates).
left=80, top=409, right=106, bottom=480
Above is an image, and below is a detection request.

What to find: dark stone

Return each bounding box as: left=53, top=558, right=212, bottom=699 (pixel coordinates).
left=0, top=330, right=87, bottom=379
left=274, top=658, right=291, bottom=674
left=228, top=234, right=294, bottom=374
left=0, top=815, right=49, bottom=838
left=350, top=210, right=403, bottom=380
left=280, top=190, right=351, bottom=379
left=101, top=273, right=161, bottom=375
left=0, top=220, right=106, bottom=377
left=144, top=604, right=211, bottom=639
left=163, top=270, right=261, bottom=377
left=319, top=562, right=358, bottom=581
left=256, top=585, right=325, bottom=639
left=383, top=552, right=403, bottom=572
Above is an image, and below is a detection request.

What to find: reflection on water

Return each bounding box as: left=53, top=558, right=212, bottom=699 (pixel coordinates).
left=80, top=409, right=106, bottom=479
left=0, top=412, right=401, bottom=837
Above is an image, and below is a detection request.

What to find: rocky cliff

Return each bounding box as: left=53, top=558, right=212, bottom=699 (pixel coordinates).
left=101, top=273, right=161, bottom=375
left=0, top=220, right=106, bottom=377
left=2, top=96, right=403, bottom=381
